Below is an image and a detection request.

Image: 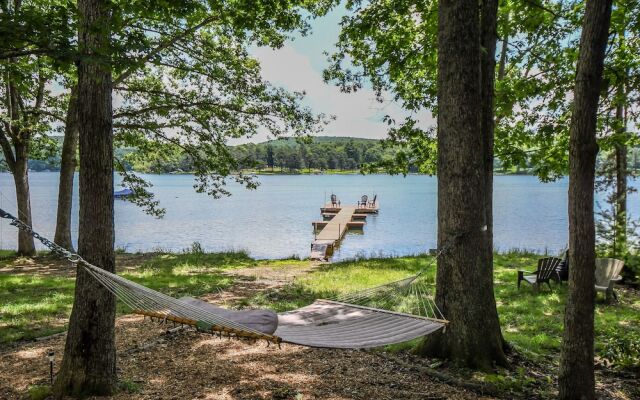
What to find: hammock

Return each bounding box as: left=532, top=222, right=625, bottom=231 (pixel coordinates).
left=0, top=208, right=447, bottom=349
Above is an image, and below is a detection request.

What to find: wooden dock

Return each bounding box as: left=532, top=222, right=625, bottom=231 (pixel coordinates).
left=316, top=206, right=357, bottom=242
left=310, top=201, right=379, bottom=260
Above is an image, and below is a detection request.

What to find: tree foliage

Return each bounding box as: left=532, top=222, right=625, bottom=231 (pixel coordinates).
left=326, top=0, right=640, bottom=181
left=1, top=0, right=335, bottom=221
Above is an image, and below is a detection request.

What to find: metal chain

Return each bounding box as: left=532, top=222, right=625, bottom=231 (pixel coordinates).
left=0, top=208, right=83, bottom=265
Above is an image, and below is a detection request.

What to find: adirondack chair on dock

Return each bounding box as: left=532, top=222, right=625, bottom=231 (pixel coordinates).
left=357, top=195, right=368, bottom=207
left=330, top=194, right=340, bottom=207
left=368, top=194, right=377, bottom=208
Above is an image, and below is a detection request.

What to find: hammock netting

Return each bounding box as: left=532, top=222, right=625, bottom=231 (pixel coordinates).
left=0, top=207, right=447, bottom=349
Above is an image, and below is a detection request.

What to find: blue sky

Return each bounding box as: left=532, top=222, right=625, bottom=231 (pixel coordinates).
left=248, top=3, right=435, bottom=143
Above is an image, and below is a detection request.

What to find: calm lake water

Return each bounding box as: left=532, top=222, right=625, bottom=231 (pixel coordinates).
left=1, top=173, right=638, bottom=260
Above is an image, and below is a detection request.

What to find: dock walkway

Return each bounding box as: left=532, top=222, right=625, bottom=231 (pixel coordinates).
left=315, top=206, right=356, bottom=242
left=310, top=201, right=379, bottom=260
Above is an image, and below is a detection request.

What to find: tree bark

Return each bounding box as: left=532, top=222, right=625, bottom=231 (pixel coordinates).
left=497, top=15, right=508, bottom=81
left=480, top=0, right=498, bottom=274
left=54, top=85, right=79, bottom=250
left=558, top=0, right=612, bottom=398
left=53, top=0, right=117, bottom=396
left=418, top=0, right=507, bottom=370
left=613, top=99, right=627, bottom=257
left=1, top=59, right=36, bottom=256
left=12, top=141, right=36, bottom=256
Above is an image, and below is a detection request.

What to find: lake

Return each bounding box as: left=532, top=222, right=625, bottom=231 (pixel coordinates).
left=1, top=173, right=638, bottom=260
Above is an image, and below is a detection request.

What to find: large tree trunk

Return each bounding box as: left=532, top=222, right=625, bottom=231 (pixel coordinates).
left=480, top=0, right=498, bottom=280
left=54, top=85, right=79, bottom=250
left=13, top=142, right=36, bottom=256
left=613, top=100, right=627, bottom=257
left=558, top=0, right=612, bottom=398
left=53, top=0, right=117, bottom=396
left=418, top=0, right=507, bottom=370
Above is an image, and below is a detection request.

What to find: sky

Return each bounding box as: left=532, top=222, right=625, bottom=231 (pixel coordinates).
left=245, top=4, right=435, bottom=144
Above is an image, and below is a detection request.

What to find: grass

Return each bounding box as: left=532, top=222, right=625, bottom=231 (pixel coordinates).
left=0, top=250, right=16, bottom=259
left=0, top=250, right=254, bottom=344
left=27, top=385, right=52, bottom=400
left=495, top=251, right=640, bottom=368
left=1, top=250, right=638, bottom=374
left=0, top=274, right=76, bottom=343
left=245, top=252, right=640, bottom=371
left=243, top=255, right=434, bottom=313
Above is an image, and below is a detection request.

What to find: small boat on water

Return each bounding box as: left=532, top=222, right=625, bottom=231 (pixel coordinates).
left=114, top=188, right=134, bottom=198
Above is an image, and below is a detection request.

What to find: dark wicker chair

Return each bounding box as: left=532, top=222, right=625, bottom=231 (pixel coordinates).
left=518, top=257, right=562, bottom=291
left=358, top=195, right=368, bottom=207
left=330, top=194, right=339, bottom=207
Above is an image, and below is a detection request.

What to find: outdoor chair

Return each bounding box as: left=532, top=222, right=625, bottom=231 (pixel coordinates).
left=368, top=194, right=377, bottom=208
left=556, top=249, right=569, bottom=283
left=330, top=194, right=339, bottom=207
left=518, top=257, right=562, bottom=291
left=595, top=258, right=625, bottom=301
left=358, top=195, right=368, bottom=207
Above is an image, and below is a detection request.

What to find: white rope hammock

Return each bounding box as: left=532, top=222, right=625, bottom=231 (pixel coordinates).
left=0, top=208, right=448, bottom=349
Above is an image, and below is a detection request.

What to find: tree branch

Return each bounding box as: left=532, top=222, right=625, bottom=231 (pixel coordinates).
left=34, top=64, right=46, bottom=112
left=521, top=0, right=561, bottom=19
left=113, top=15, right=218, bottom=86
left=0, top=127, right=16, bottom=171
left=0, top=48, right=51, bottom=60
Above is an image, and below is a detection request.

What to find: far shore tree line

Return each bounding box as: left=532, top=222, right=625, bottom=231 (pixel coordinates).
left=3, top=136, right=640, bottom=175
left=0, top=0, right=638, bottom=399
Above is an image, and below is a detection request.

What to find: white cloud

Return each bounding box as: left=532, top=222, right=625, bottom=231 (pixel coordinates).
left=240, top=44, right=435, bottom=144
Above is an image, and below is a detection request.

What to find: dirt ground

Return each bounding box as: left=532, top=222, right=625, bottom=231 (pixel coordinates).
left=0, top=260, right=635, bottom=399
left=0, top=260, right=491, bottom=400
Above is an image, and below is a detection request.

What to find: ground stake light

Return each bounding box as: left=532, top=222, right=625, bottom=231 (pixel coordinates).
left=48, top=351, right=54, bottom=385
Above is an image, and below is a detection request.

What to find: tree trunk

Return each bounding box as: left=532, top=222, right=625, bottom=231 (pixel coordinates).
left=53, top=0, right=117, bottom=396
left=12, top=142, right=36, bottom=256
left=481, top=0, right=498, bottom=269
left=418, top=0, right=507, bottom=370
left=54, top=85, right=79, bottom=250
left=613, top=100, right=627, bottom=257
left=558, top=0, right=612, bottom=398
left=497, top=15, right=508, bottom=81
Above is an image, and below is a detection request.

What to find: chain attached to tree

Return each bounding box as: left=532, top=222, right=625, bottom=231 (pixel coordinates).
left=0, top=208, right=83, bottom=264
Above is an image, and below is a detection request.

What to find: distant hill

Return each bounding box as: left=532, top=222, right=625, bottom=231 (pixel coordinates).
left=252, top=136, right=381, bottom=148
left=229, top=136, right=392, bottom=173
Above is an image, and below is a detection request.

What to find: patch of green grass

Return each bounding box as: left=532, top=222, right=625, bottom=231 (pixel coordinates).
left=0, top=274, right=75, bottom=343
left=0, top=250, right=253, bottom=344
left=27, top=384, right=52, bottom=400
left=0, top=249, right=16, bottom=260
left=296, top=255, right=435, bottom=294
left=118, top=379, right=141, bottom=394
left=246, top=255, right=436, bottom=313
